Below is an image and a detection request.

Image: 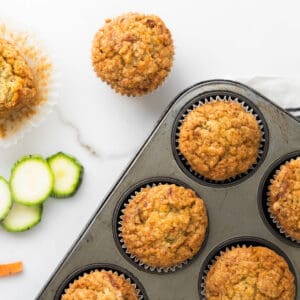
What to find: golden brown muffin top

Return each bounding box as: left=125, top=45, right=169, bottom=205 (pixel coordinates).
left=205, top=246, right=295, bottom=300
left=268, top=157, right=300, bottom=241
left=121, top=184, right=208, bottom=268
left=91, top=13, right=174, bottom=96
left=178, top=101, right=261, bottom=181
left=0, top=38, right=36, bottom=115
left=61, top=270, right=138, bottom=300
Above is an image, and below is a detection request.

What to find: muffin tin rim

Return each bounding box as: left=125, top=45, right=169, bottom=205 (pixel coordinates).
left=198, top=235, right=298, bottom=300
left=54, top=262, right=149, bottom=300
left=171, top=90, right=269, bottom=187
left=258, top=150, right=300, bottom=247
left=112, top=176, right=209, bottom=274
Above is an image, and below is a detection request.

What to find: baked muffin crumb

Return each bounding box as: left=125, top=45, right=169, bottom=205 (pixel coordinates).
left=61, top=269, right=138, bottom=300
left=178, top=101, right=261, bottom=181
left=0, top=38, right=36, bottom=116
left=92, top=13, right=174, bottom=96
left=268, top=157, right=300, bottom=241
left=205, top=246, right=295, bottom=300
left=121, top=184, right=208, bottom=268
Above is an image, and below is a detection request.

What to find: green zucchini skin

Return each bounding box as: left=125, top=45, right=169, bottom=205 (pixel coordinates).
left=47, top=152, right=83, bottom=198
left=0, top=177, right=12, bottom=221
left=1, top=203, right=43, bottom=232
left=10, top=155, right=54, bottom=206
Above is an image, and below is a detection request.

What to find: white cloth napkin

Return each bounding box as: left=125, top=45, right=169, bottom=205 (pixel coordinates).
left=241, top=77, right=300, bottom=119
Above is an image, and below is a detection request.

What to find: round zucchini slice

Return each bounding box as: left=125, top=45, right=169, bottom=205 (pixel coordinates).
left=0, top=177, right=12, bottom=221
left=2, top=203, right=43, bottom=232
left=47, top=152, right=83, bottom=198
left=10, top=155, right=54, bottom=205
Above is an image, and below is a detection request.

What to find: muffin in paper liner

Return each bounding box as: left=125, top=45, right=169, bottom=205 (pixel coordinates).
left=200, top=242, right=296, bottom=300
left=59, top=267, right=145, bottom=300
left=0, top=23, right=58, bottom=147
left=174, top=94, right=266, bottom=184
left=267, top=156, right=300, bottom=244
left=91, top=12, right=174, bottom=97
left=116, top=180, right=208, bottom=273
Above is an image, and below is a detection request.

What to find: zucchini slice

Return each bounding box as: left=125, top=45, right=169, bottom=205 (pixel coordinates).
left=10, top=155, right=54, bottom=206
left=47, top=152, right=83, bottom=198
left=0, top=177, right=12, bottom=221
left=2, top=203, right=42, bottom=232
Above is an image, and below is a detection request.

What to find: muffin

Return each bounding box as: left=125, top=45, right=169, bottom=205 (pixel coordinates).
left=268, top=157, right=300, bottom=241
left=121, top=184, right=208, bottom=269
left=205, top=246, right=295, bottom=300
left=61, top=269, right=139, bottom=300
left=0, top=24, right=55, bottom=146
left=178, top=101, right=261, bottom=181
left=91, top=13, right=174, bottom=96
left=0, top=38, right=36, bottom=117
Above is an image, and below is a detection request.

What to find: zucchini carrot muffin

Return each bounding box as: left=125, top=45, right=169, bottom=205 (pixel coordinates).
left=0, top=24, right=54, bottom=146
left=91, top=13, right=174, bottom=96
left=121, top=184, right=208, bottom=269
left=205, top=246, right=295, bottom=300
left=61, top=269, right=139, bottom=300
left=178, top=101, right=261, bottom=181
left=0, top=38, right=36, bottom=116
left=268, top=157, right=300, bottom=241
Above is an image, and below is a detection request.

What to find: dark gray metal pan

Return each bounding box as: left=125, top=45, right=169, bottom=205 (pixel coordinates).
left=37, top=80, right=300, bottom=300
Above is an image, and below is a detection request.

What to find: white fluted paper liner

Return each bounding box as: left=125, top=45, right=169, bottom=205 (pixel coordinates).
left=0, top=23, right=59, bottom=148
left=118, top=182, right=199, bottom=273
left=62, top=269, right=144, bottom=300
left=175, top=95, right=266, bottom=183
left=267, top=157, right=300, bottom=244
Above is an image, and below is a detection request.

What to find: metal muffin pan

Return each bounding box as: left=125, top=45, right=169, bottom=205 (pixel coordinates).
left=37, top=80, right=300, bottom=300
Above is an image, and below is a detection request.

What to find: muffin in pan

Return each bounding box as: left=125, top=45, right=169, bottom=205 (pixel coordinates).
left=0, top=38, right=36, bottom=117
left=61, top=269, right=139, bottom=300
left=91, top=13, right=174, bottom=96
left=204, top=246, right=295, bottom=300
left=268, top=157, right=300, bottom=242
left=120, top=184, right=208, bottom=269
left=178, top=100, right=262, bottom=181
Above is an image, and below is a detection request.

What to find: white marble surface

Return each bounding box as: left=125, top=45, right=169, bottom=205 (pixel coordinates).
left=1, top=1, right=300, bottom=299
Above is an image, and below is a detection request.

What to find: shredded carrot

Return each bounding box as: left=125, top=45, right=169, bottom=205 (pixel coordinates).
left=0, top=261, right=23, bottom=277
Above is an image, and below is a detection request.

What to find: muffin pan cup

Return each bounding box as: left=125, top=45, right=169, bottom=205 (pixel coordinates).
left=198, top=236, right=298, bottom=299
left=114, top=177, right=209, bottom=274
left=259, top=151, right=300, bottom=246
left=173, top=93, right=268, bottom=186
left=55, top=263, right=147, bottom=300
left=37, top=80, right=300, bottom=300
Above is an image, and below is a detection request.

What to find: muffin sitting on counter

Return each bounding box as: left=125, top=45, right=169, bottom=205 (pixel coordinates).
left=91, top=13, right=174, bottom=96
left=0, top=38, right=36, bottom=117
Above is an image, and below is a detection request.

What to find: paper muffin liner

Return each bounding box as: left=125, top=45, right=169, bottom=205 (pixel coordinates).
left=267, top=157, right=300, bottom=245
left=0, top=23, right=59, bottom=148
left=58, top=265, right=146, bottom=300
left=199, top=239, right=295, bottom=299
left=174, top=94, right=267, bottom=185
left=116, top=179, right=207, bottom=273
